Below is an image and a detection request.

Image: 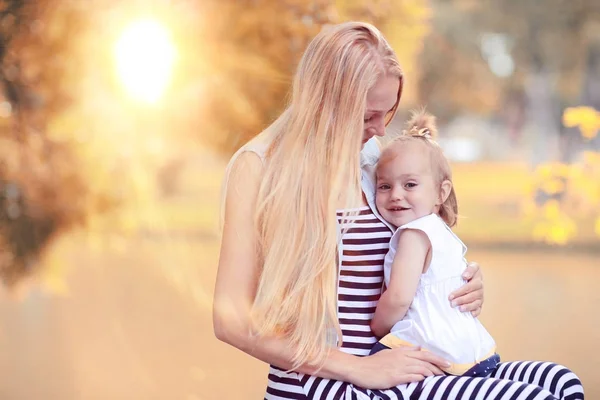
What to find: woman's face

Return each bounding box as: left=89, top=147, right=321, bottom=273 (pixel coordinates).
left=362, top=75, right=399, bottom=146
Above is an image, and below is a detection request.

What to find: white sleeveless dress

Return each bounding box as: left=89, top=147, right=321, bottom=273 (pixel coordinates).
left=381, top=213, right=497, bottom=375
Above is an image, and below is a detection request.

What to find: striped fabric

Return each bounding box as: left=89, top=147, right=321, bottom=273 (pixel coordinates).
left=265, top=206, right=390, bottom=400
left=263, top=207, right=584, bottom=400
left=336, top=206, right=391, bottom=356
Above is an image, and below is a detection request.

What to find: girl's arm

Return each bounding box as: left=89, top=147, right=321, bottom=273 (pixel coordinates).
left=213, top=152, right=448, bottom=389
left=370, top=229, right=430, bottom=338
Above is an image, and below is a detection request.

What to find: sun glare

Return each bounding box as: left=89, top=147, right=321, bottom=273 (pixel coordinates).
left=114, top=18, right=175, bottom=103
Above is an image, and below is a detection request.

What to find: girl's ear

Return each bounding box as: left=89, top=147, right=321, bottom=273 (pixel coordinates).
left=438, top=180, right=452, bottom=205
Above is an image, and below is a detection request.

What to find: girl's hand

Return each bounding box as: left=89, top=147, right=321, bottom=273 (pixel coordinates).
left=349, top=347, right=449, bottom=390
left=449, top=261, right=484, bottom=317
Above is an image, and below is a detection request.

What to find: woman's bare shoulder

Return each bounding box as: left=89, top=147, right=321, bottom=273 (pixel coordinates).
left=227, top=150, right=264, bottom=188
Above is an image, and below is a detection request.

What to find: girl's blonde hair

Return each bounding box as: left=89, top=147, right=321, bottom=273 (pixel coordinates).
left=378, top=110, right=458, bottom=227
left=249, top=22, right=403, bottom=369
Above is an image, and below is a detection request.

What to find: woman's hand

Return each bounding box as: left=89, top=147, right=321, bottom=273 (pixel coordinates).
left=449, top=261, right=484, bottom=317
left=349, top=347, right=449, bottom=390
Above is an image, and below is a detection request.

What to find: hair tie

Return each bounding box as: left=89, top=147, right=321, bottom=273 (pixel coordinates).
left=403, top=126, right=431, bottom=138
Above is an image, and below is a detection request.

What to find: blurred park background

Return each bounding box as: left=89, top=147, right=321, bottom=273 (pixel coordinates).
left=0, top=0, right=598, bottom=399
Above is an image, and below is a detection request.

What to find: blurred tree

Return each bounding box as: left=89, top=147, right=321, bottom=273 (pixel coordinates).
left=0, top=1, right=117, bottom=287
left=417, top=0, right=600, bottom=134
left=416, top=0, right=504, bottom=121
left=175, top=0, right=431, bottom=155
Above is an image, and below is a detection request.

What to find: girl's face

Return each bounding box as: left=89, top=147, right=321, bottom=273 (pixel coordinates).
left=375, top=142, right=446, bottom=228
left=363, top=75, right=399, bottom=146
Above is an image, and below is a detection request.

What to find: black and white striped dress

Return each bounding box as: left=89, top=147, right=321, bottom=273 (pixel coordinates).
left=264, top=207, right=584, bottom=400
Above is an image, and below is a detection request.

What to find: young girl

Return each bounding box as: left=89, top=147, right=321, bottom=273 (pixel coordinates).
left=369, top=110, right=502, bottom=377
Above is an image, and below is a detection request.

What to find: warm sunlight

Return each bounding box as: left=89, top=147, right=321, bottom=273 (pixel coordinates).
left=114, top=18, right=175, bottom=103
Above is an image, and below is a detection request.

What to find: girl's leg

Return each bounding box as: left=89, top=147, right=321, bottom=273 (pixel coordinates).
left=489, top=361, right=584, bottom=400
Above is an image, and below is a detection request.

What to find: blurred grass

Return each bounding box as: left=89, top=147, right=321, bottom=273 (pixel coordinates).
left=133, top=158, right=599, bottom=249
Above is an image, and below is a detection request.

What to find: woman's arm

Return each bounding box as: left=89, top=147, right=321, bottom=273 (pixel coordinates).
left=371, top=229, right=430, bottom=338
left=213, top=152, right=449, bottom=389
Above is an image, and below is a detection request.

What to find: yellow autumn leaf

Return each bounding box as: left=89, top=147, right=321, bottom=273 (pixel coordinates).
left=583, top=151, right=600, bottom=166
left=581, top=126, right=600, bottom=140
left=548, top=217, right=577, bottom=245
left=555, top=163, right=572, bottom=177
left=563, top=106, right=590, bottom=127
left=540, top=179, right=565, bottom=195
left=535, top=164, right=554, bottom=179
left=543, top=200, right=561, bottom=220
left=568, top=164, right=584, bottom=180
left=562, top=106, right=600, bottom=139
left=532, top=222, right=549, bottom=241
left=547, top=226, right=569, bottom=245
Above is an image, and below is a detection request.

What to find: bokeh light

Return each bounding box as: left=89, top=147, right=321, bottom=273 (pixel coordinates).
left=114, top=18, right=176, bottom=103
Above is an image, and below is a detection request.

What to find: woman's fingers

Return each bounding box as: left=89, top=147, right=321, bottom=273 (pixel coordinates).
left=452, top=291, right=483, bottom=311
left=449, top=278, right=483, bottom=302
left=405, top=365, right=434, bottom=377
left=450, top=262, right=485, bottom=312
left=462, top=261, right=480, bottom=280
left=471, top=306, right=482, bottom=317
left=462, top=298, right=483, bottom=313
left=399, top=374, right=427, bottom=384
left=410, top=358, right=445, bottom=376
left=405, top=349, right=449, bottom=373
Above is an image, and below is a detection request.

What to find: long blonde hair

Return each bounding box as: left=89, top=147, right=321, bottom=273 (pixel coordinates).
left=251, top=22, right=403, bottom=369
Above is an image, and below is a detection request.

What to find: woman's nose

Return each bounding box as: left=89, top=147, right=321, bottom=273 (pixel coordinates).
left=374, top=120, right=386, bottom=137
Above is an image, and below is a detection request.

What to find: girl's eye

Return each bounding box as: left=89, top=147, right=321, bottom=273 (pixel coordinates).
left=405, top=182, right=417, bottom=188
left=377, top=184, right=390, bottom=190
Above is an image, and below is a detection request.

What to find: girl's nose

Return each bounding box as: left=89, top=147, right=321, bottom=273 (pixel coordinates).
left=391, top=187, right=404, bottom=201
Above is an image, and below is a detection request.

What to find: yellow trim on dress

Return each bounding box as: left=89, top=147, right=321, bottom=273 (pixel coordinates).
left=379, top=334, right=497, bottom=376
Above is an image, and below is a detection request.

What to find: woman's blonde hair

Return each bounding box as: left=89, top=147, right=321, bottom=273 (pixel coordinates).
left=249, top=22, right=403, bottom=369
left=378, top=110, right=458, bottom=227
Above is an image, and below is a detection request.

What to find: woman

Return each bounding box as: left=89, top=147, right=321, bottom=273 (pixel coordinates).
left=213, top=22, right=583, bottom=399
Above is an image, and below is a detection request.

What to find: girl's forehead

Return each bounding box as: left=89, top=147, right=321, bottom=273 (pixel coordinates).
left=379, top=147, right=432, bottom=176
left=385, top=141, right=430, bottom=163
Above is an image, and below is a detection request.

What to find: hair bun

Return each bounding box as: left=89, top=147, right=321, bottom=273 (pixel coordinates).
left=402, top=109, right=438, bottom=140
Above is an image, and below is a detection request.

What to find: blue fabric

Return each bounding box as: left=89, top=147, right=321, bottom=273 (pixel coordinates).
left=463, top=353, right=501, bottom=377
